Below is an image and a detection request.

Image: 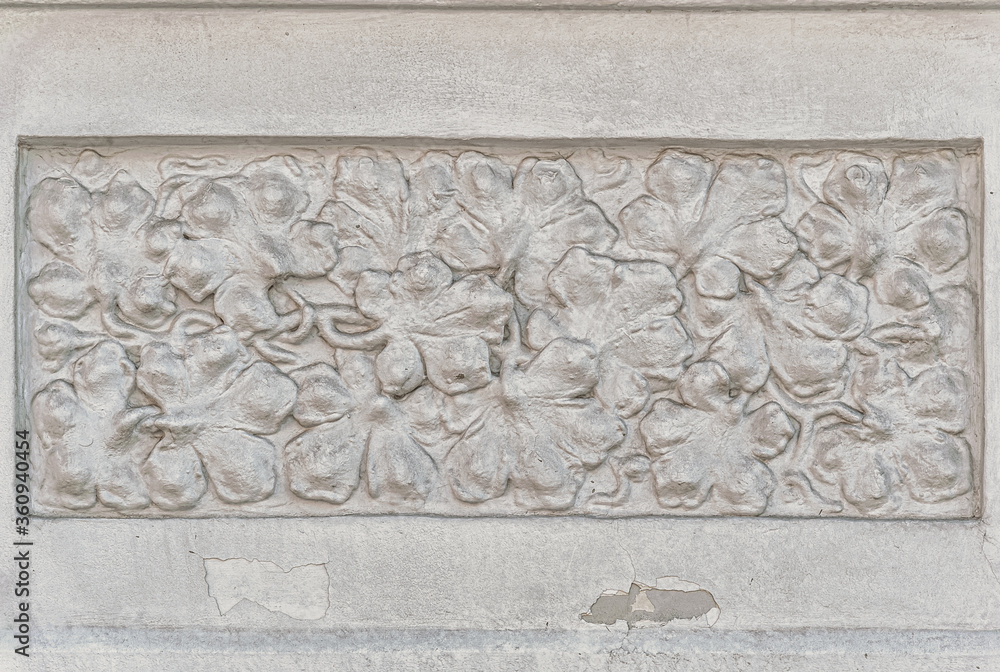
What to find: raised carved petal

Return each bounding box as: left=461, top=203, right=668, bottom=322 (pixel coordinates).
left=641, top=363, right=792, bottom=515
left=644, top=150, right=714, bottom=224
left=32, top=342, right=158, bottom=511
left=28, top=262, right=96, bottom=319
left=887, top=151, right=961, bottom=222
left=141, top=443, right=207, bottom=511
left=27, top=177, right=94, bottom=263
left=618, top=195, right=685, bottom=261
left=366, top=424, right=438, bottom=505
left=289, top=363, right=354, bottom=427
left=445, top=409, right=513, bottom=504
left=375, top=337, right=426, bottom=397
left=897, top=207, right=970, bottom=274
left=812, top=354, right=973, bottom=513
left=284, top=418, right=367, bottom=505
left=194, top=428, right=278, bottom=504
left=796, top=203, right=855, bottom=272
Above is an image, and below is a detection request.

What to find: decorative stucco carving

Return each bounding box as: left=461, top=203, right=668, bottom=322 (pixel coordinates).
left=18, top=143, right=981, bottom=518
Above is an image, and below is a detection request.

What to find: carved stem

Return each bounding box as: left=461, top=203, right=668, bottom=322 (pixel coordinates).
left=765, top=376, right=863, bottom=470
left=315, top=318, right=388, bottom=351
left=101, top=300, right=155, bottom=357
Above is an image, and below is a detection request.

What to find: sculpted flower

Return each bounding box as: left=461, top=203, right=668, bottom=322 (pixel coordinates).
left=811, top=353, right=973, bottom=514
left=407, top=151, right=523, bottom=276
left=618, top=152, right=848, bottom=399
left=31, top=340, right=159, bottom=510
left=135, top=312, right=297, bottom=508
left=445, top=338, right=626, bottom=510
left=283, top=352, right=438, bottom=506
left=684, top=257, right=870, bottom=400
left=26, top=167, right=177, bottom=329
left=332, top=252, right=513, bottom=397
left=321, top=150, right=617, bottom=308
left=639, top=362, right=796, bottom=515
left=524, top=246, right=692, bottom=416
left=511, top=158, right=620, bottom=308
left=619, top=151, right=797, bottom=286
left=794, top=150, right=974, bottom=362
left=157, top=155, right=339, bottom=353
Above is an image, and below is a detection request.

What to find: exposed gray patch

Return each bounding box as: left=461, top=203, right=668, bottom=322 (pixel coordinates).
left=582, top=577, right=719, bottom=627
left=203, top=557, right=330, bottom=620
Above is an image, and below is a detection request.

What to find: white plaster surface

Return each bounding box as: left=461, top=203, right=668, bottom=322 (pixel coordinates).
left=2, top=3, right=1000, bottom=670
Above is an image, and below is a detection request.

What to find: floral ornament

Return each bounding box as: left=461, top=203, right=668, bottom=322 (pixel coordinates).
left=794, top=150, right=973, bottom=362
left=318, top=149, right=412, bottom=293
left=810, top=351, right=973, bottom=513
left=31, top=340, right=159, bottom=510
left=283, top=351, right=438, bottom=506
left=619, top=151, right=797, bottom=285
left=156, top=155, right=339, bottom=357
left=135, top=311, right=297, bottom=508
left=407, top=151, right=523, bottom=277
left=322, top=251, right=513, bottom=397
left=524, top=246, right=693, bottom=417
left=639, top=361, right=796, bottom=515
left=26, top=168, right=177, bottom=329
left=682, top=256, right=870, bottom=400
left=320, top=150, right=618, bottom=307
left=617, top=152, right=818, bottom=396
left=445, top=338, right=627, bottom=510
left=510, top=158, right=620, bottom=308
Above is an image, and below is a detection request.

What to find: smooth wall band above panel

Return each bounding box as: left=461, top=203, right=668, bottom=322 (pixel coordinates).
left=17, top=140, right=983, bottom=518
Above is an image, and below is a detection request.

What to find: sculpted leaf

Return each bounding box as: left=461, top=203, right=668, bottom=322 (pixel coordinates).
left=512, top=158, right=619, bottom=307
left=320, top=149, right=409, bottom=278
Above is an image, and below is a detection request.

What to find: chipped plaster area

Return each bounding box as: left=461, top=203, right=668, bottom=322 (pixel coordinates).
left=582, top=577, right=720, bottom=628
left=203, top=558, right=330, bottom=620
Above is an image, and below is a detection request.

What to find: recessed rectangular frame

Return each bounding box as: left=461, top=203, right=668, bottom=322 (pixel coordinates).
left=14, top=137, right=986, bottom=521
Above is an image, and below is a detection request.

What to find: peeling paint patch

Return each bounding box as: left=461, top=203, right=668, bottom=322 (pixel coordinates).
left=581, top=577, right=719, bottom=627
left=203, top=558, right=330, bottom=620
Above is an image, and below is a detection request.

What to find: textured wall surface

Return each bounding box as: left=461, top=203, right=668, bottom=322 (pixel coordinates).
left=2, top=4, right=1000, bottom=670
